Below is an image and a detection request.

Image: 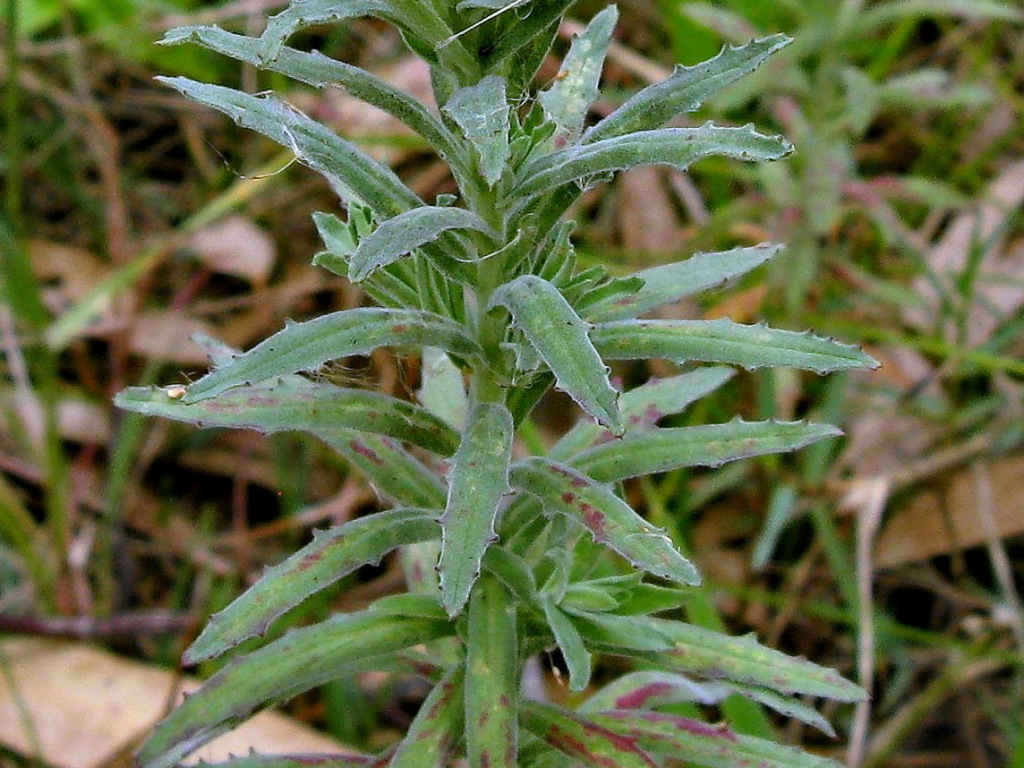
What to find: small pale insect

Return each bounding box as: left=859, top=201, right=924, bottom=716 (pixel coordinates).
left=166, top=386, right=188, bottom=400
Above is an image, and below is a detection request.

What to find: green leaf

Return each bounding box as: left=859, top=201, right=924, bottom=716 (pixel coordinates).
left=480, top=0, right=576, bottom=73
left=349, top=206, right=495, bottom=282
left=538, top=6, right=617, bottom=139
left=591, top=318, right=879, bottom=373
left=115, top=379, right=460, bottom=457
left=178, top=754, right=378, bottom=768
left=584, top=244, right=780, bottom=322
left=856, top=0, right=1023, bottom=32
left=522, top=702, right=661, bottom=768
left=137, top=610, right=454, bottom=768
left=511, top=457, right=701, bottom=586
left=418, top=347, right=470, bottom=430
left=183, top=508, right=441, bottom=664
left=591, top=710, right=847, bottom=768
left=572, top=419, right=843, bottom=483
left=465, top=574, right=520, bottom=768
left=573, top=612, right=865, bottom=701
left=442, top=76, right=510, bottom=187
left=438, top=401, right=514, bottom=616
left=580, top=670, right=837, bottom=736
left=388, top=667, right=465, bottom=768
left=179, top=308, right=482, bottom=403
left=541, top=598, right=592, bottom=691
left=585, top=35, right=791, bottom=143
left=549, top=367, right=734, bottom=460
left=319, top=429, right=447, bottom=508
left=489, top=275, right=621, bottom=433
left=158, top=25, right=464, bottom=165
left=156, top=77, right=421, bottom=220
left=517, top=124, right=792, bottom=199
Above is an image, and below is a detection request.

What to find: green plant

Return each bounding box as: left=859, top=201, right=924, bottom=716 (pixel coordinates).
left=116, top=2, right=879, bottom=766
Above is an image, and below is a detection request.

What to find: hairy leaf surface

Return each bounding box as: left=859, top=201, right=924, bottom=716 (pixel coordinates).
left=511, top=457, right=700, bottom=586
left=489, top=275, right=621, bottom=432
left=522, top=702, right=661, bottom=768
left=185, top=509, right=441, bottom=664
left=180, top=308, right=482, bottom=403
left=517, top=124, right=792, bottom=198
left=443, top=76, right=510, bottom=187
left=138, top=611, right=453, bottom=768
left=585, top=35, right=791, bottom=142
left=591, top=318, right=879, bottom=373
left=438, top=402, right=514, bottom=616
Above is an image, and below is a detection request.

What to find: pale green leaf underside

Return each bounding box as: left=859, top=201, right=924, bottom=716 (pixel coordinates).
left=116, top=379, right=460, bottom=457
left=538, top=5, right=618, bottom=139
left=549, top=367, right=735, bottom=461
left=585, top=34, right=791, bottom=143
left=511, top=457, right=701, bottom=586
left=489, top=275, right=621, bottom=432
left=443, top=75, right=510, bottom=187
left=179, top=308, right=482, bottom=403
left=184, top=508, right=441, bottom=664
left=585, top=244, right=781, bottom=322
left=349, top=205, right=495, bottom=282
left=158, top=25, right=462, bottom=164
left=575, top=612, right=866, bottom=702
left=573, top=419, right=842, bottom=483
left=157, top=77, right=421, bottom=220
left=438, top=402, right=514, bottom=616
left=591, top=710, right=846, bottom=768
left=518, top=124, right=792, bottom=198
left=591, top=317, right=879, bottom=373
left=137, top=610, right=453, bottom=768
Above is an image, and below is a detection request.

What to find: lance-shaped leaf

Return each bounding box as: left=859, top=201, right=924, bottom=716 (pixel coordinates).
left=418, top=347, right=469, bottom=431
left=442, top=76, right=510, bottom=187
left=511, top=457, right=700, bottom=586
left=349, top=206, right=495, bottom=282
left=137, top=610, right=454, bottom=768
left=489, top=275, right=622, bottom=433
left=591, top=318, right=879, bottom=373
left=465, top=574, right=520, bottom=768
left=572, top=612, right=865, bottom=701
left=388, top=667, right=465, bottom=768
left=538, top=6, right=617, bottom=139
left=550, top=367, right=735, bottom=461
left=256, top=0, right=474, bottom=76
left=481, top=0, right=576, bottom=72
left=116, top=380, right=460, bottom=457
left=585, top=35, right=791, bottom=143
left=591, top=710, right=846, bottom=768
left=183, top=754, right=380, bottom=768
left=522, top=701, right=661, bottom=768
left=179, top=308, right=482, bottom=403
left=541, top=598, right=592, bottom=692
left=157, top=77, right=421, bottom=221
left=517, top=124, right=792, bottom=199
left=580, top=671, right=837, bottom=736
left=159, top=25, right=463, bottom=165
left=320, top=430, right=447, bottom=508
left=571, top=419, right=840, bottom=483
left=584, top=244, right=781, bottom=322
left=184, top=508, right=441, bottom=664
left=438, top=402, right=514, bottom=616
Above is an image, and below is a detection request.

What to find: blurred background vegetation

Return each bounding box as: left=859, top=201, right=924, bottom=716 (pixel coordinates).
left=1, top=0, right=1023, bottom=766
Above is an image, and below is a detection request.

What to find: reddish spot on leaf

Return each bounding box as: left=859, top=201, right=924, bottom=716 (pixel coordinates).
left=580, top=503, right=606, bottom=539
left=391, top=324, right=410, bottom=333
left=246, top=394, right=279, bottom=406
left=295, top=550, right=325, bottom=572
left=350, top=439, right=385, bottom=465
left=613, top=681, right=674, bottom=709
left=562, top=492, right=577, bottom=504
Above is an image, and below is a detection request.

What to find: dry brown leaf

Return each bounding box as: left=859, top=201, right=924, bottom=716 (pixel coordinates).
left=0, top=388, right=111, bottom=447
left=0, top=637, right=355, bottom=768
left=905, top=158, right=1024, bottom=346
left=127, top=310, right=226, bottom=365
left=187, top=214, right=276, bottom=286
left=28, top=239, right=110, bottom=314
left=874, top=452, right=1024, bottom=568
